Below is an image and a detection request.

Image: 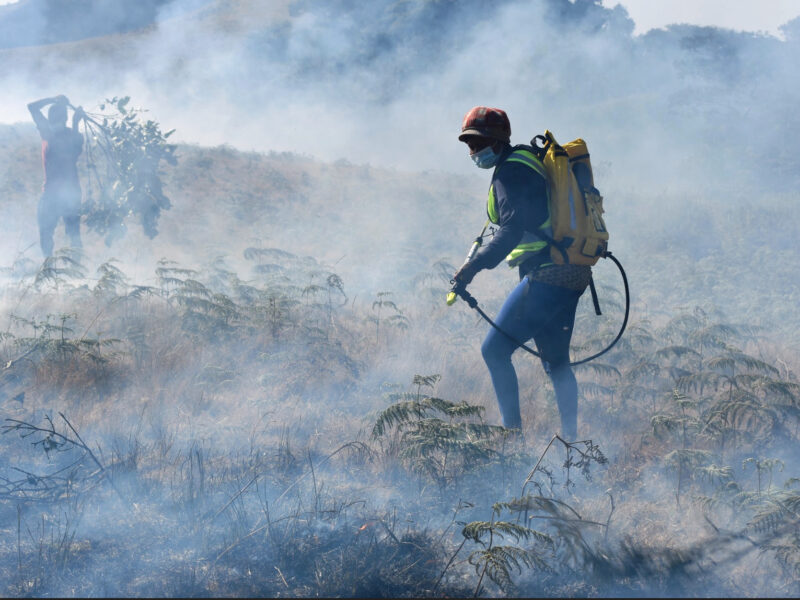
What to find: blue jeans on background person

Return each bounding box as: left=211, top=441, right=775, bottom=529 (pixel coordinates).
left=481, top=276, right=584, bottom=438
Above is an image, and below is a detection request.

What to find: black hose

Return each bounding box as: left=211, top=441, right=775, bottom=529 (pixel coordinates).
left=454, top=252, right=630, bottom=366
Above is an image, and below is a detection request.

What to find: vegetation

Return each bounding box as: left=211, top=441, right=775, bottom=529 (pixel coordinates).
left=1, top=125, right=800, bottom=597
left=80, top=96, right=177, bottom=244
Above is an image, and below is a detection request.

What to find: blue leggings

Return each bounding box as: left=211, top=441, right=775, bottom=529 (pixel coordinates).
left=481, top=277, right=584, bottom=437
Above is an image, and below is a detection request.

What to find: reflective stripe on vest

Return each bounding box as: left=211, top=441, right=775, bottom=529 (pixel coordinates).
left=487, top=149, right=552, bottom=268
left=505, top=149, right=547, bottom=178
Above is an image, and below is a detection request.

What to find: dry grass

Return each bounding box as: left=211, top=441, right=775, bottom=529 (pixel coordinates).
left=1, top=128, right=800, bottom=597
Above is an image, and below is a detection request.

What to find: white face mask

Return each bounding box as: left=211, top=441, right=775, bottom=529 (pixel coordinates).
left=470, top=144, right=500, bottom=169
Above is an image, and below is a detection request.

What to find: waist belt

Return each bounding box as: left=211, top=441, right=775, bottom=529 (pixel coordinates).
left=526, top=264, right=592, bottom=291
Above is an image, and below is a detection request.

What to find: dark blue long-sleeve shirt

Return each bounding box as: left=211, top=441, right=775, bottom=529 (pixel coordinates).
left=469, top=145, right=549, bottom=276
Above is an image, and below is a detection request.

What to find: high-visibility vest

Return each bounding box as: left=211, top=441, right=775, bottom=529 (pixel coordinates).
left=487, top=147, right=553, bottom=268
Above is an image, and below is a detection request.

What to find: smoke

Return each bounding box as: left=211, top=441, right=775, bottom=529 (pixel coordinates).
left=1, top=0, right=800, bottom=596
left=1, top=0, right=798, bottom=187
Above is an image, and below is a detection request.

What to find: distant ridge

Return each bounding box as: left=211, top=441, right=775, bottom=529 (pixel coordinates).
left=0, top=0, right=214, bottom=49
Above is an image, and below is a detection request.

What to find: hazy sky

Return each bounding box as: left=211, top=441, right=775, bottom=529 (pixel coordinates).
left=601, top=0, right=800, bottom=36
left=1, top=0, right=798, bottom=35
left=0, top=0, right=796, bottom=23
left=0, top=0, right=798, bottom=22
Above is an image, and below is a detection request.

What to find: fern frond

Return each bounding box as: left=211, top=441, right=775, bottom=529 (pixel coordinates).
left=626, top=360, right=661, bottom=382
left=155, top=265, right=197, bottom=278
left=572, top=362, right=621, bottom=378
left=677, top=371, right=723, bottom=393
left=399, top=420, right=496, bottom=461
left=650, top=414, right=685, bottom=434
left=689, top=323, right=738, bottom=349
left=578, top=381, right=614, bottom=399
left=755, top=378, right=800, bottom=402
left=748, top=500, right=788, bottom=534
left=371, top=400, right=427, bottom=438
left=694, top=463, right=734, bottom=485
left=413, top=374, right=441, bottom=388
left=661, top=313, right=704, bottom=339
left=705, top=356, right=736, bottom=372
left=462, top=520, right=543, bottom=544
left=667, top=366, right=693, bottom=381
left=468, top=545, right=551, bottom=592
left=243, top=247, right=296, bottom=262
left=127, top=285, right=159, bottom=299
left=664, top=448, right=713, bottom=471
left=445, top=402, right=486, bottom=419
left=705, top=351, right=778, bottom=378
left=422, top=396, right=483, bottom=419
left=495, top=495, right=579, bottom=523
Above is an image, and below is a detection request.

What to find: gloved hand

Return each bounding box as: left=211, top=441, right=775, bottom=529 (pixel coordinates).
left=453, top=262, right=478, bottom=287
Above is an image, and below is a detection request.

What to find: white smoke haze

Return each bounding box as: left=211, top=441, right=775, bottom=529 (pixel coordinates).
left=603, top=0, right=800, bottom=38
left=1, top=0, right=797, bottom=186
left=1, top=0, right=800, bottom=596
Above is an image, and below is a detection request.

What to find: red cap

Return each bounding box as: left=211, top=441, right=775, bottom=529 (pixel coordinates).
left=458, top=106, right=511, bottom=143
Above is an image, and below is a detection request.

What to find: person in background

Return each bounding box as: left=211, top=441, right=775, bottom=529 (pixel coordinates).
left=452, top=106, right=590, bottom=440
left=28, top=94, right=85, bottom=257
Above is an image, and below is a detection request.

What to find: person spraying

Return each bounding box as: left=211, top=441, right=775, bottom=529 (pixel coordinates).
left=451, top=106, right=594, bottom=440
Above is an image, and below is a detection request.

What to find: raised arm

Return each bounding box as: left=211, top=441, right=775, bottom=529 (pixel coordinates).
left=72, top=105, right=85, bottom=130
left=27, top=95, right=69, bottom=134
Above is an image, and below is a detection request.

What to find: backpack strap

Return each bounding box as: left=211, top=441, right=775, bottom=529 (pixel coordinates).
left=527, top=133, right=572, bottom=263
left=530, top=134, right=549, bottom=161
left=528, top=227, right=572, bottom=265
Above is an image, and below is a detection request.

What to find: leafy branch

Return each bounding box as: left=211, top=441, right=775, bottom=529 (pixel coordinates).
left=81, top=96, right=177, bottom=244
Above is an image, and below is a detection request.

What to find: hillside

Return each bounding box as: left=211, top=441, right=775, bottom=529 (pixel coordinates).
left=0, top=122, right=480, bottom=293
left=1, top=121, right=800, bottom=596
left=4, top=120, right=799, bottom=335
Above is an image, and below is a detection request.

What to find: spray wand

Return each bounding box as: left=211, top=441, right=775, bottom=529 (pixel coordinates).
left=446, top=220, right=490, bottom=306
